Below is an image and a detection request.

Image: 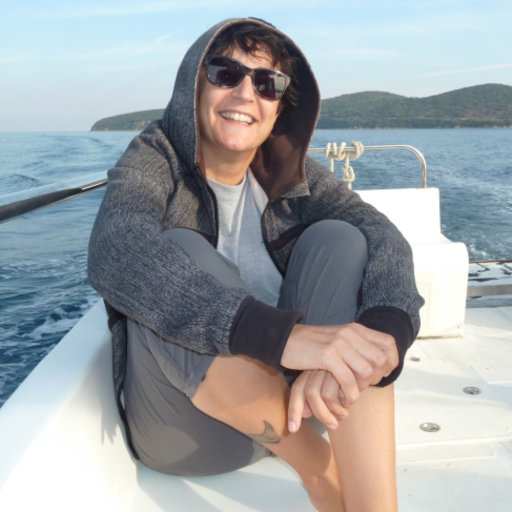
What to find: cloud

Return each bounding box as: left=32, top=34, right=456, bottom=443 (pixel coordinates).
left=423, top=63, right=512, bottom=78
left=0, top=53, right=36, bottom=64
left=0, top=33, right=185, bottom=65
left=334, top=47, right=401, bottom=60
left=308, top=44, right=400, bottom=62
left=41, top=0, right=232, bottom=19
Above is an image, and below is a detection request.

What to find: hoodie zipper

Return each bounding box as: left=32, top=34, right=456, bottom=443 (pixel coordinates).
left=206, top=184, right=220, bottom=248
left=260, top=201, right=286, bottom=277
left=192, top=164, right=220, bottom=248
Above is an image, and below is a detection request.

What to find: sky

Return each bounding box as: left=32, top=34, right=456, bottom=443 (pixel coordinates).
left=1, top=0, right=511, bottom=132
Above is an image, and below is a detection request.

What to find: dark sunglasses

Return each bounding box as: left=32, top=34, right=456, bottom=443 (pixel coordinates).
left=204, top=55, right=290, bottom=101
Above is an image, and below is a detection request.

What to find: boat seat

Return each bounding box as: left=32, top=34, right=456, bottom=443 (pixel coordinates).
left=358, top=187, right=468, bottom=337
left=0, top=302, right=320, bottom=510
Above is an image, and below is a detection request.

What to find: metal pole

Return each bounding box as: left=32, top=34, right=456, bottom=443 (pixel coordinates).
left=0, top=144, right=428, bottom=223
left=0, top=172, right=107, bottom=223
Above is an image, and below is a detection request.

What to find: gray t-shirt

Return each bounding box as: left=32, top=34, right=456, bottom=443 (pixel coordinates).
left=207, top=170, right=283, bottom=306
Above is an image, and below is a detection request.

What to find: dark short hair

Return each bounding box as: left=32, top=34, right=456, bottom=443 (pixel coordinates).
left=206, top=21, right=299, bottom=111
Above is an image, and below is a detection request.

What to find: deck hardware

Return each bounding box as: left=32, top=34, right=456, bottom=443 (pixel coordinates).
left=420, top=422, right=441, bottom=432
left=463, top=386, right=481, bottom=395
left=308, top=143, right=428, bottom=188
left=0, top=143, right=428, bottom=222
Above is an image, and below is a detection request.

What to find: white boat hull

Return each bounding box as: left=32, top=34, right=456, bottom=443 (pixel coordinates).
left=1, top=301, right=512, bottom=511
left=2, top=182, right=511, bottom=510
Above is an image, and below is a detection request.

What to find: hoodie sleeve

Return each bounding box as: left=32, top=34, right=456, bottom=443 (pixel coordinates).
left=302, top=158, right=425, bottom=383
left=88, top=125, right=302, bottom=363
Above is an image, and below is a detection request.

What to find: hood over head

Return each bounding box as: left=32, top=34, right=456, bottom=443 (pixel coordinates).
left=162, top=18, right=320, bottom=201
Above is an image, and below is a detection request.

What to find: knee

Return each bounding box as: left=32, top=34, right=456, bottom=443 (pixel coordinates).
left=299, top=220, right=368, bottom=264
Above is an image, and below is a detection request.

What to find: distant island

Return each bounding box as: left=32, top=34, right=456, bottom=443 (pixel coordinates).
left=91, top=83, right=512, bottom=131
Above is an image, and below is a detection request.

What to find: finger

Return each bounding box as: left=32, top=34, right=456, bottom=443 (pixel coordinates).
left=354, top=334, right=389, bottom=368
left=356, top=325, right=398, bottom=369
left=318, top=340, right=362, bottom=404
left=287, top=371, right=310, bottom=433
left=339, top=343, right=375, bottom=392
left=314, top=325, right=374, bottom=396
left=323, top=357, right=360, bottom=407
left=355, top=338, right=398, bottom=385
left=334, top=324, right=397, bottom=389
left=302, top=401, right=313, bottom=418
left=321, top=372, right=349, bottom=420
left=304, top=371, right=340, bottom=430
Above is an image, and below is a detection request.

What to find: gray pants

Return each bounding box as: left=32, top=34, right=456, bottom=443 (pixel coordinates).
left=124, top=220, right=368, bottom=476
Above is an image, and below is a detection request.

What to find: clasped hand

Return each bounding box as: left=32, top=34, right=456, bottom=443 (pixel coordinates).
left=280, top=323, right=398, bottom=433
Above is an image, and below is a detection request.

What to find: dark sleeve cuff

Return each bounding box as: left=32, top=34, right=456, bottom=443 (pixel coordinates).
left=229, top=297, right=304, bottom=370
left=357, top=306, right=415, bottom=387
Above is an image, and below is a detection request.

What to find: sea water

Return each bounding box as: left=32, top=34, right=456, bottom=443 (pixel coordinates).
left=1, top=128, right=511, bottom=406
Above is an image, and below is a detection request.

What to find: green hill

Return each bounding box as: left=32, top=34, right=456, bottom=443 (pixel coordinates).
left=318, top=84, right=512, bottom=128
left=90, top=109, right=165, bottom=131
left=91, top=83, right=512, bottom=131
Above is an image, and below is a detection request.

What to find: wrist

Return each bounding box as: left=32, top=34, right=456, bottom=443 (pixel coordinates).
left=229, top=297, right=304, bottom=370
left=357, top=306, right=414, bottom=385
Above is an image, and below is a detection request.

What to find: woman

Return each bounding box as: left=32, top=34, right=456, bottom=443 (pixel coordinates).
left=88, top=17, right=423, bottom=511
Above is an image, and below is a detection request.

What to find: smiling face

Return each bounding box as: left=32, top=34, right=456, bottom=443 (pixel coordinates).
left=197, top=46, right=282, bottom=182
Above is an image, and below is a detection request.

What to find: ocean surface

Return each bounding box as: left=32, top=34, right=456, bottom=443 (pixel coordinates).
left=1, top=128, right=511, bottom=406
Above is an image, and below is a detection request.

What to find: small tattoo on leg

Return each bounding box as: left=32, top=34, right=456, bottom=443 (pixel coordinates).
left=248, top=420, right=282, bottom=444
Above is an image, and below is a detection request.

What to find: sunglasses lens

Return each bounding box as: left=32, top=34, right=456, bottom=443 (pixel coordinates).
left=253, top=70, right=287, bottom=101
left=205, top=56, right=289, bottom=101
left=206, top=57, right=244, bottom=88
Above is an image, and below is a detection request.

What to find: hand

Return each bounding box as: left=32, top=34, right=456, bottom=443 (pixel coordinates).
left=281, top=323, right=398, bottom=410
left=288, top=369, right=349, bottom=433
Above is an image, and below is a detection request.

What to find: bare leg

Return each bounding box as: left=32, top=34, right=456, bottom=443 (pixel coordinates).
left=328, top=385, right=398, bottom=512
left=192, top=355, right=398, bottom=511
left=192, top=354, right=345, bottom=512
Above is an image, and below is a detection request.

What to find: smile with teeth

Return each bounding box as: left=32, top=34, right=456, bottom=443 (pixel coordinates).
left=219, top=111, right=255, bottom=125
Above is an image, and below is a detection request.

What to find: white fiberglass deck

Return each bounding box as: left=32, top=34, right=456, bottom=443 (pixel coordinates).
left=0, top=301, right=511, bottom=511
left=396, top=305, right=512, bottom=511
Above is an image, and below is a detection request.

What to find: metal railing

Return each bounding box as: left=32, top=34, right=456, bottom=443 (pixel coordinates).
left=308, top=144, right=427, bottom=188
left=0, top=144, right=427, bottom=223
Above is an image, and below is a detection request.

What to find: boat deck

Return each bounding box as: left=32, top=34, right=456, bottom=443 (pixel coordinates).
left=2, top=147, right=510, bottom=510
left=160, top=305, right=512, bottom=511
left=116, top=304, right=512, bottom=511
left=396, top=304, right=512, bottom=511
left=1, top=300, right=511, bottom=511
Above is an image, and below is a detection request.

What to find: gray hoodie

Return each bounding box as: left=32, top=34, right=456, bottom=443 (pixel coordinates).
left=88, top=18, right=424, bottom=451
